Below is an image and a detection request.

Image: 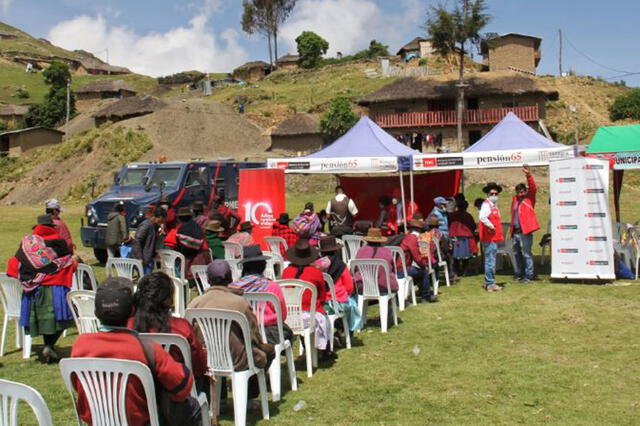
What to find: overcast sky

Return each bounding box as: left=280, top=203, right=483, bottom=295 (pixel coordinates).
left=2, top=0, right=640, bottom=85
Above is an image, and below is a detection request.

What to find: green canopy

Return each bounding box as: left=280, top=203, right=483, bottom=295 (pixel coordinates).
left=586, top=124, right=640, bottom=153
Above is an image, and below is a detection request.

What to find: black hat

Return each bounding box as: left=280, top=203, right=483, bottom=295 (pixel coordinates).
left=319, top=236, right=341, bottom=253
left=176, top=207, right=193, bottom=217
left=482, top=182, right=503, bottom=194
left=36, top=214, right=55, bottom=226
left=286, top=239, right=319, bottom=266
left=239, top=245, right=270, bottom=265
left=278, top=213, right=291, bottom=225
left=94, top=277, right=135, bottom=325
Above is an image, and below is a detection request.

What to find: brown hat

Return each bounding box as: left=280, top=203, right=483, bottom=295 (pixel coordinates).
left=176, top=207, right=192, bottom=217
left=408, top=219, right=424, bottom=231
left=363, top=228, right=388, bottom=243
left=206, top=220, right=224, bottom=233
left=319, top=236, right=341, bottom=253
left=286, top=239, right=319, bottom=266
left=426, top=215, right=440, bottom=227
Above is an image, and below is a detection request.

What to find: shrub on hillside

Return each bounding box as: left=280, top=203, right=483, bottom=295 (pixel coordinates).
left=320, top=96, right=357, bottom=141
left=610, top=89, right=640, bottom=121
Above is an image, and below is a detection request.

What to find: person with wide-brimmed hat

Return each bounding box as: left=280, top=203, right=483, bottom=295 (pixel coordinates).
left=271, top=213, right=298, bottom=259
left=227, top=221, right=255, bottom=247
left=354, top=228, right=398, bottom=294
left=317, top=237, right=363, bottom=333
left=282, top=240, right=332, bottom=355
left=204, top=220, right=226, bottom=259
left=164, top=207, right=212, bottom=280
left=479, top=182, right=504, bottom=292
left=399, top=219, right=438, bottom=303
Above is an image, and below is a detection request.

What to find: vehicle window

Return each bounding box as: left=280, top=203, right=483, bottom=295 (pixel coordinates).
left=120, top=167, right=149, bottom=187
left=150, top=167, right=181, bottom=188
left=185, top=171, right=201, bottom=188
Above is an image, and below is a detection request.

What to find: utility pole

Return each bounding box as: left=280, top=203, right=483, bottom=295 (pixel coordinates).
left=65, top=79, right=70, bottom=138
left=558, top=29, right=563, bottom=76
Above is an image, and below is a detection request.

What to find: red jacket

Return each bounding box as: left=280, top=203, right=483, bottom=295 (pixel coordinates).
left=282, top=265, right=326, bottom=314
left=329, top=267, right=355, bottom=303
left=511, top=174, right=540, bottom=235
left=71, top=330, right=194, bottom=426
left=271, top=223, right=299, bottom=258
left=479, top=201, right=504, bottom=243
left=127, top=316, right=208, bottom=379
left=399, top=233, right=429, bottom=270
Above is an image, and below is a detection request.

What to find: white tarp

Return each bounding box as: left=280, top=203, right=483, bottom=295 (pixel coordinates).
left=412, top=147, right=575, bottom=171
left=550, top=157, right=615, bottom=280
left=266, top=156, right=399, bottom=174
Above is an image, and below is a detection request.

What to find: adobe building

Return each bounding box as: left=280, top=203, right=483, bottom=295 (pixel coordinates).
left=269, top=113, right=325, bottom=153
left=75, top=80, right=137, bottom=101
left=358, top=70, right=558, bottom=149
left=0, top=104, right=29, bottom=127
left=0, top=127, right=64, bottom=157
left=396, top=37, right=433, bottom=60
left=480, top=33, right=542, bottom=75
left=276, top=54, right=300, bottom=71
left=232, top=61, right=273, bottom=82
left=93, top=95, right=166, bottom=126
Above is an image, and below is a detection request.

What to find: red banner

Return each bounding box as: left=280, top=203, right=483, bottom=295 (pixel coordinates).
left=339, top=170, right=461, bottom=222
left=239, top=168, right=286, bottom=250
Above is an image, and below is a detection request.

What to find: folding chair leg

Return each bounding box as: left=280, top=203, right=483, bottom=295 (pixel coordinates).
left=257, top=370, right=270, bottom=420
left=311, top=331, right=318, bottom=368
left=391, top=296, right=398, bottom=326
left=22, top=332, right=31, bottom=359
left=327, top=318, right=335, bottom=352
left=231, top=374, right=249, bottom=426
left=410, top=280, right=417, bottom=306
left=214, top=376, right=223, bottom=416
left=285, top=344, right=298, bottom=391
left=397, top=282, right=406, bottom=311
left=379, top=297, right=389, bottom=333
left=341, top=316, right=351, bottom=349
left=298, top=336, right=304, bottom=356
left=15, top=321, right=22, bottom=349
left=357, top=296, right=366, bottom=330
left=303, top=332, right=314, bottom=377
left=268, top=354, right=282, bottom=402
left=0, top=314, right=7, bottom=357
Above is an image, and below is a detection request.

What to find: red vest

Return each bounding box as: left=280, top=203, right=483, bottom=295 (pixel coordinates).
left=479, top=200, right=504, bottom=243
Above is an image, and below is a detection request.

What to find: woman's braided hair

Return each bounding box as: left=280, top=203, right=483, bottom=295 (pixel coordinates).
left=133, top=271, right=174, bottom=333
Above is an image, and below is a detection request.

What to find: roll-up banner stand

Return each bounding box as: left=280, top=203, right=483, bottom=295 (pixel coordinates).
left=549, top=157, right=615, bottom=280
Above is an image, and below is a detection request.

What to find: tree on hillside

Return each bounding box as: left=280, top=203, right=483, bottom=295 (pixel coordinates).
left=241, top=0, right=297, bottom=68
left=610, top=89, right=640, bottom=121
left=426, top=0, right=490, bottom=150
left=320, top=96, right=357, bottom=141
left=353, top=40, right=390, bottom=60
left=296, top=31, right=329, bottom=69
left=25, top=61, right=75, bottom=128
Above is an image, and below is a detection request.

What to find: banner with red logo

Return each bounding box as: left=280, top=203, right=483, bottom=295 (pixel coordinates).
left=339, top=171, right=461, bottom=222
left=550, top=157, right=614, bottom=280
left=238, top=169, right=285, bottom=250
left=267, top=156, right=399, bottom=173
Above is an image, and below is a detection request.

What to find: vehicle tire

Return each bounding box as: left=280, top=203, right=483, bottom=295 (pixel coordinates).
left=93, top=248, right=108, bottom=264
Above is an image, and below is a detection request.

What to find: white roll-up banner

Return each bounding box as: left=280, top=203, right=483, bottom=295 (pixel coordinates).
left=266, top=156, right=398, bottom=174
left=550, top=157, right=615, bottom=280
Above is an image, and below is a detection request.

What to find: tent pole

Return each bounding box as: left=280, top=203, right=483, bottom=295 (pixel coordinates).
left=409, top=167, right=415, bottom=215
left=614, top=170, right=624, bottom=222
left=399, top=170, right=407, bottom=233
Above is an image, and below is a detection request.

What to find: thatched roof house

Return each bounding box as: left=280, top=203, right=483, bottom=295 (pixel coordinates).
left=396, top=37, right=433, bottom=58
left=75, top=79, right=137, bottom=101
left=232, top=61, right=273, bottom=82
left=77, top=57, right=131, bottom=75
left=269, top=113, right=325, bottom=153
left=93, top=95, right=166, bottom=125
left=276, top=54, right=299, bottom=70
left=0, top=104, right=29, bottom=126
left=358, top=71, right=558, bottom=106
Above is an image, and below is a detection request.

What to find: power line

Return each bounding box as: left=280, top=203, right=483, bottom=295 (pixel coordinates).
left=563, top=33, right=636, bottom=74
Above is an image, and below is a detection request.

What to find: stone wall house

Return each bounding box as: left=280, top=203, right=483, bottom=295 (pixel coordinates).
left=276, top=54, right=300, bottom=71
left=358, top=70, right=558, bottom=149
left=0, top=127, right=64, bottom=157
left=269, top=113, right=325, bottom=153
left=480, top=33, right=542, bottom=74
left=232, top=61, right=273, bottom=82
left=0, top=104, right=29, bottom=127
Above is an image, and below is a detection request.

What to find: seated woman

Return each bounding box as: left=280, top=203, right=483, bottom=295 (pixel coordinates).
left=129, top=272, right=208, bottom=390
left=354, top=228, right=399, bottom=294
left=292, top=203, right=323, bottom=244
left=281, top=240, right=333, bottom=357
left=164, top=207, right=212, bottom=280
left=317, top=237, right=363, bottom=332
left=204, top=220, right=226, bottom=260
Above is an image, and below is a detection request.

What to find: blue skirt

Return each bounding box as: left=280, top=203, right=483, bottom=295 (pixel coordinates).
left=20, top=285, right=73, bottom=336
left=452, top=237, right=473, bottom=260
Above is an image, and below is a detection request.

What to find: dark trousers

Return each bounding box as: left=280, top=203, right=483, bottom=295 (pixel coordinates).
left=406, top=266, right=433, bottom=300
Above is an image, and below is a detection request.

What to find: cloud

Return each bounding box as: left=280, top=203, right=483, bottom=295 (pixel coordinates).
left=1, top=0, right=13, bottom=14
left=47, top=7, right=248, bottom=76
left=279, top=0, right=424, bottom=57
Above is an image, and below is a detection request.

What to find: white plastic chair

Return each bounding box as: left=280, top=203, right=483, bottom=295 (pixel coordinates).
left=350, top=259, right=398, bottom=333
left=432, top=234, right=451, bottom=287
left=172, top=277, right=188, bottom=317
left=418, top=241, right=439, bottom=296
left=223, top=242, right=243, bottom=260
left=387, top=246, right=417, bottom=310
left=244, top=292, right=297, bottom=402
left=74, top=263, right=98, bottom=291
left=0, top=379, right=54, bottom=426
left=497, top=222, right=517, bottom=271
left=0, top=273, right=31, bottom=359
left=105, top=258, right=144, bottom=282
left=59, top=358, right=161, bottom=426
left=263, top=252, right=284, bottom=281
left=140, top=332, right=210, bottom=426
left=185, top=308, right=269, bottom=426
left=191, top=265, right=210, bottom=295
left=264, top=236, right=288, bottom=257
left=341, top=235, right=367, bottom=264
left=322, top=273, right=351, bottom=351
left=277, top=279, right=318, bottom=377
left=66, top=290, right=100, bottom=334
left=226, top=259, right=242, bottom=282
left=156, top=249, right=186, bottom=280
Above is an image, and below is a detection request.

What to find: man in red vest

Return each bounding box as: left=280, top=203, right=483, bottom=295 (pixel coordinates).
left=511, top=166, right=540, bottom=282
left=478, top=182, right=504, bottom=292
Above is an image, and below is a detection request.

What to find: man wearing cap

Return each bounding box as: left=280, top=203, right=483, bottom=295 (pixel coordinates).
left=479, top=182, right=505, bottom=292
left=71, top=277, right=200, bottom=426
left=189, top=259, right=276, bottom=402
left=326, top=185, right=359, bottom=237
left=204, top=220, right=226, bottom=259
left=511, top=166, right=539, bottom=283
left=430, top=196, right=450, bottom=237
left=400, top=219, right=438, bottom=303
left=271, top=213, right=298, bottom=259
left=45, top=199, right=74, bottom=252
left=106, top=202, right=130, bottom=257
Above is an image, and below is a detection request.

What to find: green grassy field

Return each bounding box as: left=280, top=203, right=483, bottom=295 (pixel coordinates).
left=1, top=185, right=640, bottom=424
